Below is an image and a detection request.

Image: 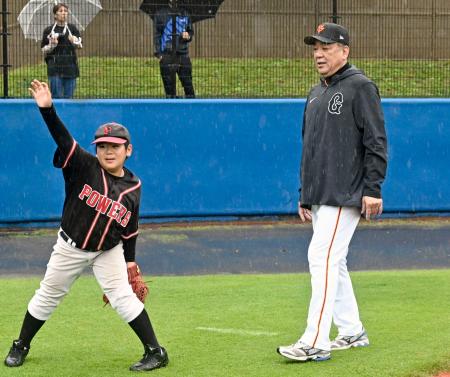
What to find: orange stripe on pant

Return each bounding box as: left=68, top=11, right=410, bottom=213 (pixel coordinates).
left=312, top=207, right=342, bottom=348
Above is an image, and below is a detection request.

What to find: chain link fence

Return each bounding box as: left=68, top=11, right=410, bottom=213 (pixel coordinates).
left=1, top=0, right=450, bottom=98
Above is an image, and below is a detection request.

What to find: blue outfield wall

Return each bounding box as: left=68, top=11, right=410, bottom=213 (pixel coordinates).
left=0, top=98, right=449, bottom=223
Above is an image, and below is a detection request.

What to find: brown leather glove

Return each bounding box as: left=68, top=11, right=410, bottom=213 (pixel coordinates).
left=103, top=264, right=149, bottom=305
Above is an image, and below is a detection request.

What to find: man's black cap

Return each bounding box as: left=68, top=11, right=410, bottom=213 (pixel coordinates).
left=92, top=122, right=131, bottom=145
left=304, top=23, right=350, bottom=46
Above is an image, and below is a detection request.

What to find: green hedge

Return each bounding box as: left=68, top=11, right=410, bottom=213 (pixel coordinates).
left=2, top=57, right=450, bottom=98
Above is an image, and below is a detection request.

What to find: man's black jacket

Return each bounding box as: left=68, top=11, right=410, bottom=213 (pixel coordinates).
left=299, top=65, right=387, bottom=209
left=153, top=7, right=193, bottom=56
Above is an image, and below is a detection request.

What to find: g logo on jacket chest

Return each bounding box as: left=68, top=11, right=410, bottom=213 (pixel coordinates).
left=328, top=92, right=344, bottom=114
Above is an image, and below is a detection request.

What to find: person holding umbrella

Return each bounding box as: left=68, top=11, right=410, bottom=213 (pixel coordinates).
left=41, top=3, right=82, bottom=99
left=153, top=0, right=195, bottom=98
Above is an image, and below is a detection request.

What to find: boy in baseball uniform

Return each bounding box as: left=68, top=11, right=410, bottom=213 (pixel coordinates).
left=5, top=80, right=168, bottom=372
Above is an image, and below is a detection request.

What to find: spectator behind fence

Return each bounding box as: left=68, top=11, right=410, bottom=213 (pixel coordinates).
left=41, top=3, right=82, bottom=99
left=153, top=2, right=195, bottom=98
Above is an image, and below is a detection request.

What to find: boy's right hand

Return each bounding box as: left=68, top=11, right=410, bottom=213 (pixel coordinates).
left=29, top=80, right=53, bottom=108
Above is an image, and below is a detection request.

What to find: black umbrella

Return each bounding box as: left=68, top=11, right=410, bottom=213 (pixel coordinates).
left=140, top=0, right=225, bottom=23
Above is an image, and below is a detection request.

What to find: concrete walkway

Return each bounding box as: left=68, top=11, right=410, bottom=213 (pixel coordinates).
left=0, top=218, right=449, bottom=276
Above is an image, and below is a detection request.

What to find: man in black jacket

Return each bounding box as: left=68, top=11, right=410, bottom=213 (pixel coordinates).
left=153, top=2, right=195, bottom=98
left=277, top=23, right=387, bottom=362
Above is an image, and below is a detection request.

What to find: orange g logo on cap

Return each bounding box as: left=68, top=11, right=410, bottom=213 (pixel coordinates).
left=92, top=122, right=131, bottom=145
left=304, top=23, right=350, bottom=46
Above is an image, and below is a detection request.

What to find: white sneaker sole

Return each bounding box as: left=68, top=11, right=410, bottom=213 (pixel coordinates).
left=277, top=348, right=331, bottom=362
left=331, top=339, right=369, bottom=351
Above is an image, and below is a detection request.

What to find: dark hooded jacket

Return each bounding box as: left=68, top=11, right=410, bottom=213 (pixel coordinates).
left=299, top=64, right=387, bottom=209
left=153, top=7, right=194, bottom=57
left=41, top=23, right=80, bottom=78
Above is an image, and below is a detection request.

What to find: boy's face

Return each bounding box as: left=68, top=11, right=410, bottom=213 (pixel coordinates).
left=96, top=142, right=132, bottom=177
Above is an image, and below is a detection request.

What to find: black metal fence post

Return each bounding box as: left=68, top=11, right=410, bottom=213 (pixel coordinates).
left=331, top=0, right=339, bottom=23
left=1, top=0, right=10, bottom=98
left=170, top=0, right=177, bottom=97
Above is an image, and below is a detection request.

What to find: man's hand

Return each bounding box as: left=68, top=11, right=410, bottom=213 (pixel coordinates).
left=181, top=31, right=190, bottom=40
left=298, top=202, right=312, bottom=222
left=29, top=80, right=53, bottom=108
left=361, top=196, right=383, bottom=220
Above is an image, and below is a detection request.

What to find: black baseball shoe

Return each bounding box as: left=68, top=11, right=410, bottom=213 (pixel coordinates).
left=4, top=339, right=29, bottom=367
left=129, top=345, right=168, bottom=372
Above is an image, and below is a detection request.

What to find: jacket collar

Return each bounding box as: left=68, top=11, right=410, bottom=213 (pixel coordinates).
left=321, top=63, right=362, bottom=86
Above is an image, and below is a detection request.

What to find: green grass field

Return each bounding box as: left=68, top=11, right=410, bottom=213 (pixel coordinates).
left=1, top=270, right=450, bottom=377
left=2, top=57, right=450, bottom=98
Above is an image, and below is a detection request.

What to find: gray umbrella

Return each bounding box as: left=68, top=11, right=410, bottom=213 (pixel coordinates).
left=18, top=0, right=102, bottom=42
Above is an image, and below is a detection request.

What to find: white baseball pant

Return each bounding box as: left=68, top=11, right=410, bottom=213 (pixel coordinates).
left=299, top=205, right=363, bottom=351
left=28, top=230, right=144, bottom=323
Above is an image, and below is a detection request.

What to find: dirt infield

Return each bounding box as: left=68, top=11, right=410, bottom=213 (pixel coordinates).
left=0, top=217, right=449, bottom=275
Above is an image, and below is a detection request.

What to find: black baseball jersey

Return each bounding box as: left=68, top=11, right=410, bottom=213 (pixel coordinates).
left=40, top=106, right=140, bottom=261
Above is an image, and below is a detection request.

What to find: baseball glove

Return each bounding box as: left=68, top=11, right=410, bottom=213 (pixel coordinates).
left=103, top=264, right=149, bottom=305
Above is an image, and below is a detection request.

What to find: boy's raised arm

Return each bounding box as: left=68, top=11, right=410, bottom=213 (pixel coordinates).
left=29, top=80, right=74, bottom=156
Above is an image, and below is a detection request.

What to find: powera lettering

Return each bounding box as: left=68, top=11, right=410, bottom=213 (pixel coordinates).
left=78, top=184, right=132, bottom=227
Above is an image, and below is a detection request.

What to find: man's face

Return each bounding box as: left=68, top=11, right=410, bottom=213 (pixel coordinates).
left=54, top=6, right=69, bottom=23
left=312, top=41, right=349, bottom=77
left=96, top=142, right=132, bottom=177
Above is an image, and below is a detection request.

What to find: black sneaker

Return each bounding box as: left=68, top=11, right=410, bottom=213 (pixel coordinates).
left=4, top=339, right=29, bottom=367
left=129, top=346, right=168, bottom=372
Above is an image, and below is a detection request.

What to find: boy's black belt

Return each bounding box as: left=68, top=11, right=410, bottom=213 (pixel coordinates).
left=59, top=229, right=97, bottom=252
left=59, top=229, right=77, bottom=248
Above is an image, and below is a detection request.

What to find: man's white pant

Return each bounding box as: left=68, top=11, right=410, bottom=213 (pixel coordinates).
left=299, top=205, right=363, bottom=351
left=28, top=231, right=144, bottom=323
